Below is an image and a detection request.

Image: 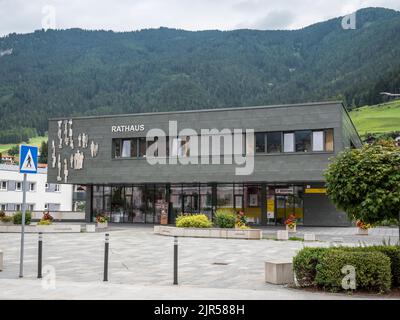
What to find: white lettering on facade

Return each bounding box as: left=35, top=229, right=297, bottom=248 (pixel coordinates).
left=111, top=124, right=145, bottom=133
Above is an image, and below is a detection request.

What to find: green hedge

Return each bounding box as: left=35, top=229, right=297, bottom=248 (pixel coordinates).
left=293, top=246, right=398, bottom=293
left=338, top=245, right=400, bottom=287
left=292, top=247, right=327, bottom=287
left=214, top=209, right=236, bottom=228
left=315, top=250, right=391, bottom=293
left=176, top=214, right=212, bottom=228
left=13, top=211, right=32, bottom=225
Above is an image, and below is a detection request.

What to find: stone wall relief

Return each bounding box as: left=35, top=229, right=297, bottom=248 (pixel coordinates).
left=53, top=119, right=100, bottom=181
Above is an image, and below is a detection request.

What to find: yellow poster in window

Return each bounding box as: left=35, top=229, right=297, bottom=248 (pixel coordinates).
left=305, top=188, right=327, bottom=194
left=267, top=196, right=274, bottom=218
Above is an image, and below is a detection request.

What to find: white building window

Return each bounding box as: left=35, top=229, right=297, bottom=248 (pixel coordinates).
left=55, top=184, right=61, bottom=192
left=45, top=183, right=49, bottom=189
left=0, top=181, right=7, bottom=190
left=29, top=182, right=36, bottom=192
left=312, top=131, right=324, bottom=151
left=0, top=204, right=6, bottom=211
left=283, top=133, right=294, bottom=152
left=44, top=203, right=49, bottom=210
left=29, top=204, right=35, bottom=211
left=16, top=204, right=21, bottom=211
left=16, top=182, right=22, bottom=191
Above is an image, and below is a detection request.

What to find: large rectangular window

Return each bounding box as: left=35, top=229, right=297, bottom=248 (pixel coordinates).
left=267, top=132, right=282, bottom=153
left=295, top=130, right=312, bottom=152
left=325, top=128, right=334, bottom=151
left=312, top=131, right=324, bottom=151
left=255, top=133, right=266, bottom=153
left=283, top=133, right=294, bottom=152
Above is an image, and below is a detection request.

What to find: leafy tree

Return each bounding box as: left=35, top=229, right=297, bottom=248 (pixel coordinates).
left=7, top=145, right=19, bottom=157
left=39, top=141, right=48, bottom=164
left=325, top=141, right=400, bottom=232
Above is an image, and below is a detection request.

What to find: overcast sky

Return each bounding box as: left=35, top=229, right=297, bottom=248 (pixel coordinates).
left=1, top=0, right=400, bottom=36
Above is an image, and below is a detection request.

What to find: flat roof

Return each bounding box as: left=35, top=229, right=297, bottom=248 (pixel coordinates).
left=0, top=164, right=47, bottom=174
left=49, top=100, right=344, bottom=121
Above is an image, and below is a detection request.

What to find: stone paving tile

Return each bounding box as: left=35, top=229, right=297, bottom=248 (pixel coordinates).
left=0, top=225, right=398, bottom=293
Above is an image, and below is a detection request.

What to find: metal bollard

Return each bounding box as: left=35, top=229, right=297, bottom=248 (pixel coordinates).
left=103, top=233, right=109, bottom=281
left=37, top=232, right=43, bottom=279
left=173, top=236, right=178, bottom=285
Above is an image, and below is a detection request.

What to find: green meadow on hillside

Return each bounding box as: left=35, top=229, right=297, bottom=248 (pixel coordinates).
left=0, top=136, right=47, bottom=155
left=350, top=100, right=400, bottom=135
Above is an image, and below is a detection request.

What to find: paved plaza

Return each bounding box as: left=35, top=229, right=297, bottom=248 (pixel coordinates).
left=0, top=225, right=399, bottom=299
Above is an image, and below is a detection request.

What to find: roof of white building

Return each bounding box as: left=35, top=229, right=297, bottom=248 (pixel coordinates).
left=0, top=164, right=47, bottom=174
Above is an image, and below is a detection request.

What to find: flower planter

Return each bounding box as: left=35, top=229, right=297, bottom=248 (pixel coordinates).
left=97, top=221, right=108, bottom=229
left=286, top=225, right=296, bottom=233
left=357, top=227, right=369, bottom=235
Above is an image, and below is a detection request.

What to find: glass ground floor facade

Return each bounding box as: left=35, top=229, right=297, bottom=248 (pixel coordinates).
left=90, top=183, right=325, bottom=225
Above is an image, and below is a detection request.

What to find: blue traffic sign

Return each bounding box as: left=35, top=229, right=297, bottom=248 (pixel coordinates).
left=19, top=145, right=38, bottom=174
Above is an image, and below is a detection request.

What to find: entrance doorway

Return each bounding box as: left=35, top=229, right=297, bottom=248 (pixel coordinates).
left=275, top=193, right=304, bottom=225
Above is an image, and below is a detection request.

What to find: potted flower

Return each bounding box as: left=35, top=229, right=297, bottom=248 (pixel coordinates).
left=0, top=211, right=13, bottom=226
left=285, top=214, right=297, bottom=232
left=235, top=211, right=249, bottom=229
left=36, top=211, right=54, bottom=230
left=96, top=214, right=109, bottom=228
left=356, top=220, right=371, bottom=235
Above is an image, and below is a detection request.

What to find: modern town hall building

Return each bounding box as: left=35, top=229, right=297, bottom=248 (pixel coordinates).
left=47, top=101, right=361, bottom=226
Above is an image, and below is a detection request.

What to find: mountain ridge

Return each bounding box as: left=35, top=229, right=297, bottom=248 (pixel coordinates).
left=0, top=7, right=400, bottom=142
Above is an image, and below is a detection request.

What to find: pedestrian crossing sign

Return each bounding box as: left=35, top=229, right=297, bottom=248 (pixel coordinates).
left=19, top=145, right=38, bottom=174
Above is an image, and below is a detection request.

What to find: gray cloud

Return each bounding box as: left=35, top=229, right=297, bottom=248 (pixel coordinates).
left=0, top=0, right=399, bottom=36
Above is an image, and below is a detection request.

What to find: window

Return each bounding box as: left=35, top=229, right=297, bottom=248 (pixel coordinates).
left=44, top=203, right=48, bottom=210
left=121, top=139, right=132, bottom=157
left=283, top=133, right=294, bottom=152
left=16, top=204, right=21, bottom=211
left=325, top=129, right=334, bottom=151
left=29, top=204, right=34, bottom=211
left=267, top=132, right=282, bottom=153
left=255, top=133, right=266, bottom=153
left=312, top=131, right=324, bottom=151
left=113, top=138, right=148, bottom=158
left=45, top=183, right=49, bottom=189
left=29, top=182, right=36, bottom=192
left=54, top=184, right=60, bottom=192
left=138, top=138, right=147, bottom=157
left=295, top=130, right=312, bottom=152
left=0, top=181, right=7, bottom=190
left=0, top=204, right=6, bottom=211
left=16, top=182, right=22, bottom=191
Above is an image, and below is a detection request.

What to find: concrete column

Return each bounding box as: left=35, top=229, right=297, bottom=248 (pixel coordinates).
left=85, top=185, right=92, bottom=223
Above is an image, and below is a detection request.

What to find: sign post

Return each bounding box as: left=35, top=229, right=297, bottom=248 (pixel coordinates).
left=18, top=145, right=38, bottom=278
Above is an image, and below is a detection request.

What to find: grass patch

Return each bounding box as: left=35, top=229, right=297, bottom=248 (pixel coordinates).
left=350, top=100, right=400, bottom=135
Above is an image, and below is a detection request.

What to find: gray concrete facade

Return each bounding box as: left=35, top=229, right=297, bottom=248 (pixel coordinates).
left=47, top=101, right=361, bottom=184
left=47, top=101, right=362, bottom=226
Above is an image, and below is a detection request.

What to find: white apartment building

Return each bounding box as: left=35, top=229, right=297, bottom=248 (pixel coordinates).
left=0, top=164, right=73, bottom=212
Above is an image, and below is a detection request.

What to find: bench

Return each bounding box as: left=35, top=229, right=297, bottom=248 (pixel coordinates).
left=304, top=233, right=316, bottom=241
left=265, top=260, right=294, bottom=285
left=0, top=250, right=3, bottom=271
left=276, top=230, right=289, bottom=240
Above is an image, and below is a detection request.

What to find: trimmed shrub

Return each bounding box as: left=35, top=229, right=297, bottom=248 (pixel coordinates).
left=214, top=209, right=236, bottom=228
left=338, top=245, right=400, bottom=287
left=293, top=247, right=327, bottom=287
left=176, top=214, right=212, bottom=228
left=13, top=211, right=32, bottom=225
left=315, top=250, right=391, bottom=293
